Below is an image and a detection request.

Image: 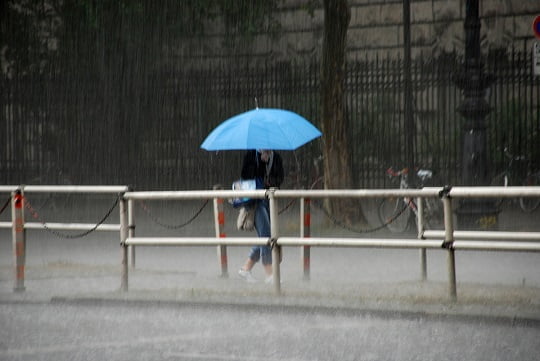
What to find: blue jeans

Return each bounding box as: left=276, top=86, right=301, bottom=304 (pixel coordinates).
left=248, top=199, right=272, bottom=265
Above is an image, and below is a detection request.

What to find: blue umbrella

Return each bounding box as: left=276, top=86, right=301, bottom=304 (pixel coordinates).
left=200, top=108, right=322, bottom=151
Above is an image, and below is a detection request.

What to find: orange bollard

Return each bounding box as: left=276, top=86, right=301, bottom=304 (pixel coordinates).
left=11, top=190, right=26, bottom=292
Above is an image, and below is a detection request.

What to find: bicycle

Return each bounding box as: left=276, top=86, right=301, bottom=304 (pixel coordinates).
left=378, top=167, right=443, bottom=233
left=490, top=148, right=540, bottom=212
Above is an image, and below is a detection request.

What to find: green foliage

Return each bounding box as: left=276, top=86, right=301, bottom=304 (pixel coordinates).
left=1, top=0, right=285, bottom=68
left=300, top=0, right=322, bottom=17
left=1, top=0, right=60, bottom=76
left=216, top=0, right=283, bottom=46
left=69, top=0, right=284, bottom=42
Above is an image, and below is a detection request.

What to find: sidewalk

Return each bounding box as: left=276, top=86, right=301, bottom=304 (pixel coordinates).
left=1, top=252, right=539, bottom=325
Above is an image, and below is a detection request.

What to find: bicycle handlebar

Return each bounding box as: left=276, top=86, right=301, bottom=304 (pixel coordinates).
left=386, top=167, right=410, bottom=178
left=503, top=147, right=526, bottom=161
left=385, top=167, right=433, bottom=182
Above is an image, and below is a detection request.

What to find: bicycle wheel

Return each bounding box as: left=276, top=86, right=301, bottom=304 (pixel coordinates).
left=519, top=173, right=540, bottom=212
left=490, top=172, right=507, bottom=209
left=378, top=197, right=411, bottom=233
left=422, top=197, right=444, bottom=230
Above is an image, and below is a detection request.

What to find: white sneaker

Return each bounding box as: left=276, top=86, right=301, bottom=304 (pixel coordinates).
left=238, top=269, right=257, bottom=283
left=264, top=275, right=283, bottom=284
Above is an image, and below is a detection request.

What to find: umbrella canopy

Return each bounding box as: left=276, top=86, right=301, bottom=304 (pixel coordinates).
left=200, top=108, right=322, bottom=151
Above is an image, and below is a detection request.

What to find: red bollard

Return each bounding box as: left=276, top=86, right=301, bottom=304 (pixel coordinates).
left=301, top=198, right=311, bottom=281
left=213, top=185, right=228, bottom=278
left=11, top=190, right=26, bottom=292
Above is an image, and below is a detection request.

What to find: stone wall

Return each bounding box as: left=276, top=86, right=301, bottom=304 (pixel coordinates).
left=184, top=0, right=540, bottom=63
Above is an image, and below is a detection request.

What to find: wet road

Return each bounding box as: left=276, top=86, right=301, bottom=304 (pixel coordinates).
left=2, top=301, right=539, bottom=361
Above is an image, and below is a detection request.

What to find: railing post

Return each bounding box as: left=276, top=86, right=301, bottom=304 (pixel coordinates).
left=128, top=197, right=136, bottom=269
left=119, top=193, right=129, bottom=292
left=300, top=197, right=311, bottom=281
left=11, top=189, right=25, bottom=292
left=268, top=188, right=281, bottom=294
left=213, top=185, right=228, bottom=278
left=416, top=196, right=427, bottom=281
left=441, top=189, right=457, bottom=301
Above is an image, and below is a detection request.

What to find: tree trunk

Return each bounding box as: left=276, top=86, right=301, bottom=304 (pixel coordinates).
left=320, top=0, right=364, bottom=224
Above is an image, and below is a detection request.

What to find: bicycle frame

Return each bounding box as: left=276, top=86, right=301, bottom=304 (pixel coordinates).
left=380, top=167, right=443, bottom=232
left=491, top=148, right=540, bottom=212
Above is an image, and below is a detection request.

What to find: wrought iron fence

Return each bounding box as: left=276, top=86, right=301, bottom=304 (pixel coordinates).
left=1, top=49, right=539, bottom=190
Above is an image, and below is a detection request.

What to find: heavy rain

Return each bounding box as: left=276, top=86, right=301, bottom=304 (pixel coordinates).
left=1, top=1, right=540, bottom=360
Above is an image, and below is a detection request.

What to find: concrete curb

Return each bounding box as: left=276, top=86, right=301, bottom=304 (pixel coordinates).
left=2, top=278, right=539, bottom=327
left=42, top=292, right=540, bottom=327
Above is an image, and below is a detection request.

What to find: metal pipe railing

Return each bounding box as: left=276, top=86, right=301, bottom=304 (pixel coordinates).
left=416, top=197, right=427, bottom=281
left=0, top=186, right=19, bottom=192
left=274, top=188, right=442, bottom=199
left=452, top=241, right=540, bottom=252
left=11, top=189, right=25, bottom=292
left=447, top=186, right=540, bottom=198
left=423, top=230, right=540, bottom=241
left=278, top=237, right=443, bottom=249
left=441, top=189, right=457, bottom=301
left=124, top=189, right=266, bottom=200
left=22, top=185, right=129, bottom=193
left=300, top=197, right=311, bottom=280
left=120, top=194, right=128, bottom=292
left=20, top=222, right=120, bottom=231
left=124, top=237, right=268, bottom=247
left=118, top=186, right=540, bottom=300
left=0, top=187, right=18, bottom=229
left=268, top=189, right=281, bottom=293
left=213, top=185, right=227, bottom=277
left=1, top=185, right=129, bottom=293
left=3, top=185, right=539, bottom=301
left=0, top=222, right=120, bottom=231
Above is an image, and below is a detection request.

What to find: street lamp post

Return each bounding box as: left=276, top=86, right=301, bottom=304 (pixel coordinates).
left=453, top=0, right=497, bottom=229
left=403, top=0, right=416, bottom=187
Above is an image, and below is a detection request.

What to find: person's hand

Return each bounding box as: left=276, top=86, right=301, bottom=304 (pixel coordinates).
left=260, top=150, right=271, bottom=162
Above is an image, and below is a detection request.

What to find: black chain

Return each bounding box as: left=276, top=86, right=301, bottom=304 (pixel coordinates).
left=312, top=198, right=410, bottom=234
left=278, top=199, right=295, bottom=215
left=29, top=194, right=53, bottom=212
left=24, top=195, right=120, bottom=239
left=0, top=197, right=10, bottom=216
left=139, top=200, right=209, bottom=230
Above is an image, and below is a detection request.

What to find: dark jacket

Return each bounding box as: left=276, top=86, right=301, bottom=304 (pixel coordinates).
left=241, top=150, right=284, bottom=189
